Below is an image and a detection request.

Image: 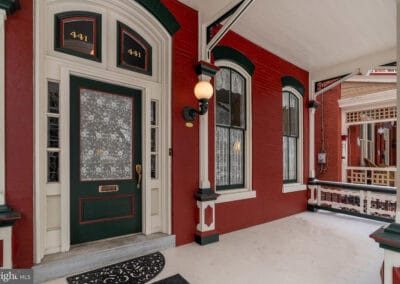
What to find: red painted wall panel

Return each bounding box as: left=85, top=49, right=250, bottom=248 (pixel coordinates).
left=215, top=32, right=309, bottom=234
left=164, top=0, right=309, bottom=242
left=314, top=85, right=342, bottom=181
left=163, top=0, right=200, bottom=245
left=4, top=0, right=34, bottom=268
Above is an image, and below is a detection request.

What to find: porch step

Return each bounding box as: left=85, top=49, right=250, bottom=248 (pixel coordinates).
left=33, top=233, right=175, bottom=284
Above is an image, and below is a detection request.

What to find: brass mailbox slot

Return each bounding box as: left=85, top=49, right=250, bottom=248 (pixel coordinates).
left=98, top=185, right=119, bottom=193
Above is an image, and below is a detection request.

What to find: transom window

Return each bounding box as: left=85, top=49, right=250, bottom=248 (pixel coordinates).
left=282, top=90, right=299, bottom=183
left=215, top=67, right=246, bottom=190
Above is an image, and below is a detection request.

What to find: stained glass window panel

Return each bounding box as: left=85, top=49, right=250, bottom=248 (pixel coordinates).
left=47, top=152, right=59, bottom=182
left=230, top=129, right=243, bottom=185
left=216, top=127, right=229, bottom=186
left=151, top=100, right=157, bottom=126
left=48, top=81, right=59, bottom=113
left=80, top=89, right=133, bottom=181
left=151, top=128, right=156, bottom=152
left=151, top=154, right=157, bottom=179
left=48, top=117, right=59, bottom=148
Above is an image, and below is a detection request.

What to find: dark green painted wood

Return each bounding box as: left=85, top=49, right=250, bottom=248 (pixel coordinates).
left=0, top=0, right=20, bottom=15
left=212, top=46, right=255, bottom=76
left=0, top=204, right=21, bottom=227
left=195, top=62, right=220, bottom=77
left=70, top=76, right=142, bottom=244
left=54, top=11, right=102, bottom=62
left=195, top=233, right=219, bottom=245
left=81, top=196, right=133, bottom=222
left=311, top=205, right=393, bottom=223
left=134, top=0, right=180, bottom=36
left=382, top=61, right=397, bottom=67
left=281, top=76, right=305, bottom=96
left=371, top=224, right=400, bottom=253
left=308, top=179, right=396, bottom=194
left=313, top=73, right=351, bottom=93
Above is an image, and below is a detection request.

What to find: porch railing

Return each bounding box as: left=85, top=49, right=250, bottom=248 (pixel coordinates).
left=308, top=179, right=396, bottom=222
left=346, top=166, right=396, bottom=187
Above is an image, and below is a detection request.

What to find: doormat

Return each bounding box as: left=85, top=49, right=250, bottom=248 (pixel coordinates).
left=153, top=274, right=190, bottom=284
left=66, top=252, right=165, bottom=284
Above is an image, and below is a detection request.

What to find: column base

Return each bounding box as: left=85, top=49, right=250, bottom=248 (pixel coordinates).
left=195, top=230, right=219, bottom=245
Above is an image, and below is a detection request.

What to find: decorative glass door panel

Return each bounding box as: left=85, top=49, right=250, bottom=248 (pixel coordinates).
left=80, top=89, right=133, bottom=181
left=70, top=76, right=142, bottom=244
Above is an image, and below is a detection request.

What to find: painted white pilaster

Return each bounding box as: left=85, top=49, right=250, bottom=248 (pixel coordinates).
left=199, top=112, right=210, bottom=189
left=309, top=107, right=316, bottom=178
left=0, top=226, right=12, bottom=268
left=0, top=10, right=6, bottom=206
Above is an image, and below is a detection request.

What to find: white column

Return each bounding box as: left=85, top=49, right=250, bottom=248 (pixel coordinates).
left=396, top=0, right=400, bottom=224
left=309, top=107, right=316, bottom=178
left=0, top=10, right=6, bottom=206
left=199, top=112, right=210, bottom=189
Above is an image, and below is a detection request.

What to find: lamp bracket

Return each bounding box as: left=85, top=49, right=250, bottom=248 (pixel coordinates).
left=183, top=99, right=209, bottom=123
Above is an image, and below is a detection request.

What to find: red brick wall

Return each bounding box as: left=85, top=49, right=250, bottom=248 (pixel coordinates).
left=4, top=0, right=34, bottom=268
left=314, top=85, right=342, bottom=181
left=5, top=0, right=310, bottom=265
left=164, top=0, right=309, bottom=242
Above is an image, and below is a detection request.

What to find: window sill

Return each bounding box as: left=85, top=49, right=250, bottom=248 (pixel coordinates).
left=282, top=183, right=307, bottom=193
left=215, top=188, right=256, bottom=203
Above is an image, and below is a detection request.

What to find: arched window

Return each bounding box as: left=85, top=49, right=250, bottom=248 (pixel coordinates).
left=282, top=86, right=305, bottom=192
left=215, top=67, right=246, bottom=189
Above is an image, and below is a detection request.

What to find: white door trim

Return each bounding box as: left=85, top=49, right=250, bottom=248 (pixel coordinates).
left=34, top=0, right=172, bottom=263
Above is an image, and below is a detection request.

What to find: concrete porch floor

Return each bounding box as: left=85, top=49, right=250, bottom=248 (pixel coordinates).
left=46, top=211, right=385, bottom=284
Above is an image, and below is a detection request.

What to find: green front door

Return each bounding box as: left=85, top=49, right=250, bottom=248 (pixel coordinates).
left=70, top=75, right=142, bottom=244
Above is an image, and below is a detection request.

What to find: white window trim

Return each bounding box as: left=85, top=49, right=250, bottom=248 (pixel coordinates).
left=0, top=10, right=6, bottom=205
left=282, top=86, right=306, bottom=193
left=214, top=60, right=256, bottom=204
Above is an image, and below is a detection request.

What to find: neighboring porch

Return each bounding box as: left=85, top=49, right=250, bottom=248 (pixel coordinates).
left=44, top=211, right=384, bottom=284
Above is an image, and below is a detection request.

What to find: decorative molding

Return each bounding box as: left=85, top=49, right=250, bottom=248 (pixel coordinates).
left=134, top=0, right=180, bottom=36
left=195, top=61, right=219, bottom=77
left=212, top=46, right=255, bottom=76
left=0, top=0, right=20, bottom=16
left=281, top=76, right=305, bottom=96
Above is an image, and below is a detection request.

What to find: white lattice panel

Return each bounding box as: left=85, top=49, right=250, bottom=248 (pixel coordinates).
left=346, top=106, right=396, bottom=123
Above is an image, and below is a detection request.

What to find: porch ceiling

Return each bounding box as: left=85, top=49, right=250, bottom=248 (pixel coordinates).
left=178, top=0, right=396, bottom=82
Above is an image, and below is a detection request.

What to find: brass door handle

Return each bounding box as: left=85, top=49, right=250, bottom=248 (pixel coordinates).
left=135, top=164, right=142, bottom=189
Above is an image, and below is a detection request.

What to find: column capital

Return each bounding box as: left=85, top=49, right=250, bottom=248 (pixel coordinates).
left=195, top=61, right=220, bottom=81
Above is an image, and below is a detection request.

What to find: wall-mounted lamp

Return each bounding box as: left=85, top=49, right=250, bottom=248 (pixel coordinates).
left=183, top=80, right=214, bottom=127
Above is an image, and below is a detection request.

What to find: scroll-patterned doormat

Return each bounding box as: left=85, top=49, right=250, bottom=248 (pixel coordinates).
left=153, top=274, right=190, bottom=284
left=66, top=252, right=165, bottom=284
